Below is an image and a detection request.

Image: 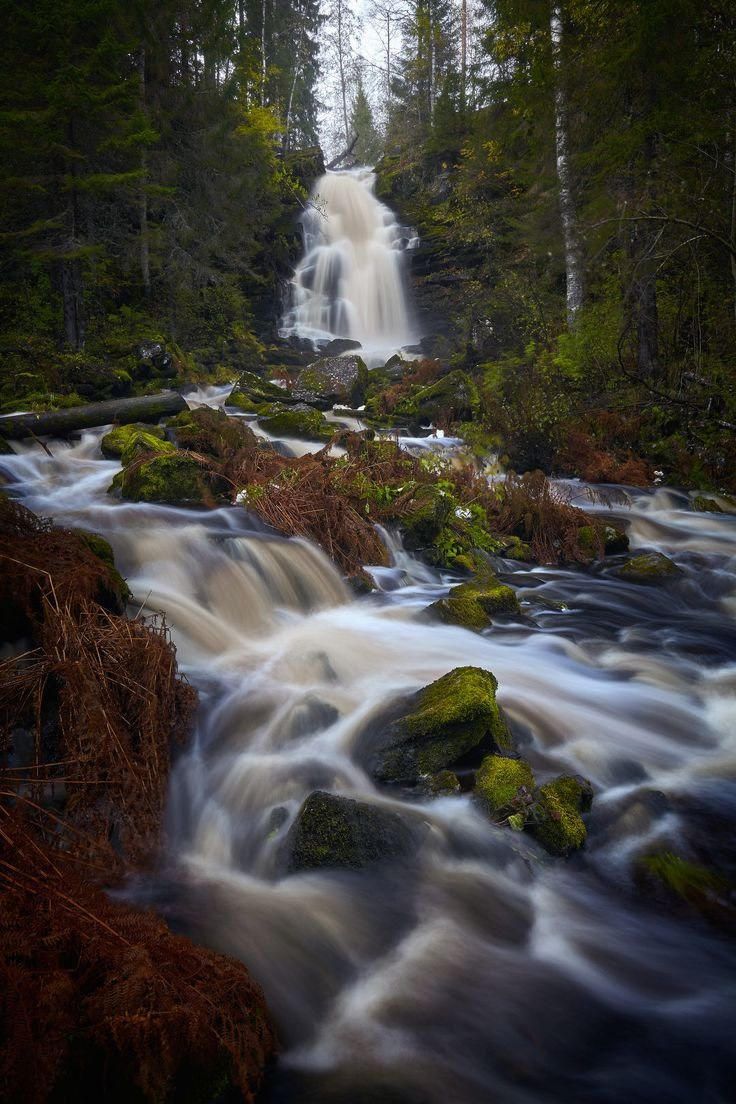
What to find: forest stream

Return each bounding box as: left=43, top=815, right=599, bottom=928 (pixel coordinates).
left=1, top=405, right=735, bottom=1104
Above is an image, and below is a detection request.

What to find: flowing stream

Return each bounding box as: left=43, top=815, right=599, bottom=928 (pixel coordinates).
left=279, top=168, right=416, bottom=359
left=1, top=416, right=735, bottom=1104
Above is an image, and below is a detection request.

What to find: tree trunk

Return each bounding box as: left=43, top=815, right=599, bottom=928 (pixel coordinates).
left=550, top=5, right=583, bottom=328
left=0, top=392, right=188, bottom=441
left=60, top=258, right=85, bottom=351
left=138, top=47, right=151, bottom=298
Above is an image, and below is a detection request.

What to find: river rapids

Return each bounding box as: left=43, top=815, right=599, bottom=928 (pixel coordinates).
left=1, top=409, right=734, bottom=1104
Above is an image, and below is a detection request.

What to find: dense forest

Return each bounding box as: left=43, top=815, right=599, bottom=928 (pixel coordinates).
left=2, top=1, right=735, bottom=488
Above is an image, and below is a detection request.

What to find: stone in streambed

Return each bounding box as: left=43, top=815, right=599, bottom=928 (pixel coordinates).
left=475, top=755, right=535, bottom=817
left=371, top=666, right=513, bottom=786
left=426, top=574, right=520, bottom=631
left=529, top=775, right=593, bottom=857
left=226, top=369, right=291, bottom=413
left=100, top=421, right=166, bottom=459
left=294, top=355, right=368, bottom=408
left=285, top=790, right=420, bottom=872
left=257, top=402, right=333, bottom=442
left=614, top=551, right=682, bottom=582
left=109, top=453, right=211, bottom=504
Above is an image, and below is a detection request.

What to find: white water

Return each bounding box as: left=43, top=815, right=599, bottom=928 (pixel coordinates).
left=2, top=427, right=735, bottom=1104
left=279, top=168, right=416, bottom=360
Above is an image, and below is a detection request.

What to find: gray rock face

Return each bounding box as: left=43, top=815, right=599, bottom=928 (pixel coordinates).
left=293, top=355, right=368, bottom=407
left=285, top=790, right=420, bottom=872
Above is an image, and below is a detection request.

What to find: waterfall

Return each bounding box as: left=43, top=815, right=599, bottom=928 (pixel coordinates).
left=279, top=168, right=416, bottom=358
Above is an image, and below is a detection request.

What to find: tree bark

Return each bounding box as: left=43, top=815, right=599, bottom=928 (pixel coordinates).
left=550, top=5, right=583, bottom=328
left=0, top=392, right=187, bottom=441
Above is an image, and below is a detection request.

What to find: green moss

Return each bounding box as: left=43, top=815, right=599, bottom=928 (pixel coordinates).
left=100, top=422, right=166, bottom=459
left=257, top=403, right=333, bottom=442
left=691, top=495, right=724, bottom=513
left=110, top=454, right=209, bottom=504
left=373, top=666, right=513, bottom=785
left=452, top=576, right=520, bottom=616
left=641, top=851, right=726, bottom=901
left=616, top=552, right=682, bottom=582
left=530, top=776, right=591, bottom=856
left=73, top=529, right=132, bottom=604
left=286, top=790, right=417, bottom=871
left=475, top=755, right=535, bottom=815
left=426, top=595, right=490, bottom=630
left=170, top=405, right=259, bottom=457
left=120, top=431, right=176, bottom=467
left=499, top=536, right=534, bottom=561
left=227, top=369, right=289, bottom=410
left=426, top=770, right=461, bottom=795
left=394, top=369, right=479, bottom=429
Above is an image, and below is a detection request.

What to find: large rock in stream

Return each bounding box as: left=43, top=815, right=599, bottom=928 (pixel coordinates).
left=370, top=666, right=513, bottom=786
left=285, top=790, right=421, bottom=872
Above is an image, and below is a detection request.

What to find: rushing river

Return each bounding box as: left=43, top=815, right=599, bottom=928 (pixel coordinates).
left=1, top=408, right=735, bottom=1104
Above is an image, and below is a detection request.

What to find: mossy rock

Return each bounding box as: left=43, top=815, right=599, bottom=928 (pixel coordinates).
left=257, top=403, right=333, bottom=442
left=691, top=494, right=726, bottom=514
left=372, top=666, right=513, bottom=786
left=614, top=552, right=682, bottom=583
left=425, top=770, right=461, bottom=795
left=110, top=454, right=211, bottom=505
left=100, top=422, right=166, bottom=459
left=500, top=535, right=534, bottom=562
left=285, top=790, right=419, bottom=872
left=529, top=776, right=593, bottom=857
left=452, top=576, right=520, bottom=616
left=226, top=370, right=289, bottom=412
left=394, top=370, right=479, bottom=430
left=72, top=528, right=132, bottom=608
left=401, top=483, right=456, bottom=548
left=120, top=431, right=176, bottom=467
left=475, top=755, right=536, bottom=816
left=426, top=595, right=490, bottom=630
left=170, top=405, right=259, bottom=457
left=294, top=355, right=368, bottom=408
left=602, top=524, right=629, bottom=554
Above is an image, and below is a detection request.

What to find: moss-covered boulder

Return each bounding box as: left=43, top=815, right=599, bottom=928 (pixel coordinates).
left=578, top=523, right=629, bottom=559
left=110, top=454, right=210, bottom=505
left=475, top=755, right=536, bottom=817
left=285, top=790, right=419, bottom=872
left=371, top=666, right=513, bottom=786
left=120, top=431, right=176, bottom=467
left=226, top=370, right=290, bottom=413
left=426, top=573, right=519, bottom=630
left=72, top=529, right=131, bottom=606
left=394, top=370, right=479, bottom=431
left=293, top=355, right=368, bottom=408
left=170, top=405, right=260, bottom=458
left=426, top=595, right=491, bottom=630
left=452, top=576, right=520, bottom=616
left=529, top=776, right=593, bottom=857
left=614, top=551, right=682, bottom=583
left=257, top=402, right=333, bottom=442
left=100, top=422, right=166, bottom=459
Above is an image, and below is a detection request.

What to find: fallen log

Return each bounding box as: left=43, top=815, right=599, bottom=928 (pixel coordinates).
left=0, top=391, right=187, bottom=440
left=326, top=134, right=359, bottom=171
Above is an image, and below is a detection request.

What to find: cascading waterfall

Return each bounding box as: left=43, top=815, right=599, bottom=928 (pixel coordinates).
left=2, top=417, right=735, bottom=1103
left=279, top=168, right=416, bottom=358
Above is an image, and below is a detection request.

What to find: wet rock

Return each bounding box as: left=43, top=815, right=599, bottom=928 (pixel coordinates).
left=170, top=405, right=260, bottom=457
left=110, top=453, right=211, bottom=505
left=614, top=551, right=683, bottom=582
left=320, top=338, right=362, bottom=356
left=371, top=666, right=513, bottom=786
left=427, top=573, right=519, bottom=631
left=285, top=790, right=420, bottom=872
left=100, top=421, right=166, bottom=459
left=293, top=355, right=368, bottom=408
left=474, top=755, right=535, bottom=817
left=529, top=776, right=593, bottom=857
left=393, top=369, right=479, bottom=431
left=691, top=494, right=724, bottom=513
left=426, top=594, right=490, bottom=630
left=425, top=769, right=461, bottom=795
left=257, top=402, right=334, bottom=442
left=226, top=369, right=291, bottom=413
